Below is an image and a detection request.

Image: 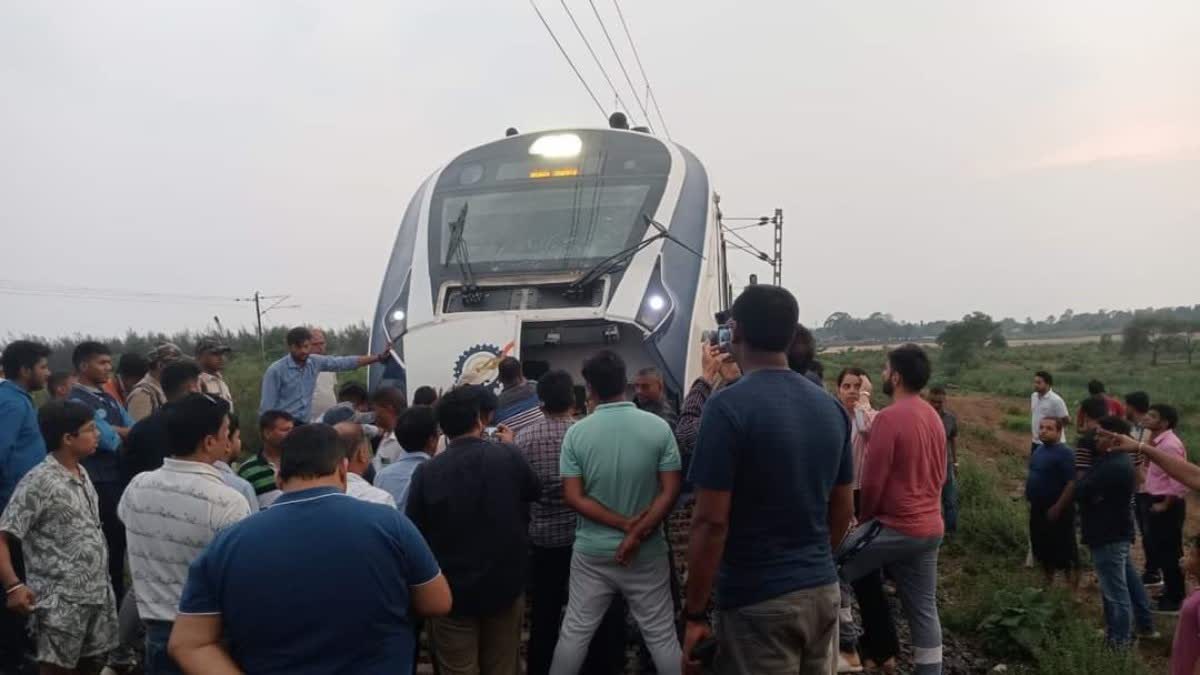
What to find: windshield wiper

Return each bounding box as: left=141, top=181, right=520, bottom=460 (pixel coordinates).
left=445, top=202, right=485, bottom=306
left=563, top=215, right=703, bottom=301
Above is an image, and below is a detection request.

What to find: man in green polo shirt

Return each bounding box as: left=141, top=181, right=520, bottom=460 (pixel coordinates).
left=549, top=350, right=682, bottom=675
left=237, top=411, right=295, bottom=509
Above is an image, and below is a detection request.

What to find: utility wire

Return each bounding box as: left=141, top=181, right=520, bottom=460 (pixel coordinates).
left=722, top=226, right=773, bottom=262
left=586, top=0, right=653, bottom=130
left=559, top=0, right=633, bottom=123
left=0, top=288, right=244, bottom=307
left=530, top=0, right=608, bottom=120
left=611, top=0, right=671, bottom=138
left=0, top=279, right=238, bottom=303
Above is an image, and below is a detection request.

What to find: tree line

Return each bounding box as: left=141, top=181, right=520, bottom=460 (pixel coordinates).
left=4, top=323, right=371, bottom=373
left=817, top=305, right=1200, bottom=345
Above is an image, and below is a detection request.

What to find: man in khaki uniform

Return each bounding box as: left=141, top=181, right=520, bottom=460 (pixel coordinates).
left=126, top=343, right=183, bottom=422
left=196, top=338, right=235, bottom=411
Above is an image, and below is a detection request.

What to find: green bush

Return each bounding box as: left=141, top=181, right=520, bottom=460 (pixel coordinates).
left=978, top=588, right=1061, bottom=658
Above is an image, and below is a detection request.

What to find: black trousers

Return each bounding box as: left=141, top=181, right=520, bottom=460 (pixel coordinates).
left=528, top=545, right=626, bottom=675
left=1147, top=497, right=1187, bottom=603
left=1135, top=493, right=1155, bottom=574
left=94, top=480, right=127, bottom=600
left=0, top=535, right=33, bottom=673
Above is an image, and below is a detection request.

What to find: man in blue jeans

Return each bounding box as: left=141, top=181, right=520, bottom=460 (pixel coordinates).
left=1076, top=416, right=1157, bottom=647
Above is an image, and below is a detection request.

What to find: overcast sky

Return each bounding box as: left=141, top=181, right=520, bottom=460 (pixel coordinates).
left=2, top=1, right=1197, bottom=340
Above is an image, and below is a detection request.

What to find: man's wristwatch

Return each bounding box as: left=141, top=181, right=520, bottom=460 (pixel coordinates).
left=684, top=610, right=708, bottom=623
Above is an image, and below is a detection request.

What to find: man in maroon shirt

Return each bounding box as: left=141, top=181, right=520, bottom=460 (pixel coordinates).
left=838, top=343, right=947, bottom=675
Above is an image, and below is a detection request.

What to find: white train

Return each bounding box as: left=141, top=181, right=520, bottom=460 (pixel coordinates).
left=368, top=126, right=730, bottom=402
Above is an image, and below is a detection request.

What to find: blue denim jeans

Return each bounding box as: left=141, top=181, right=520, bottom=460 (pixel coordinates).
left=144, top=620, right=184, bottom=675
left=1090, top=541, right=1154, bottom=647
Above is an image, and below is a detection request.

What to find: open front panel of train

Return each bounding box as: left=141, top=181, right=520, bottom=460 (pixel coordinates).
left=369, top=128, right=724, bottom=403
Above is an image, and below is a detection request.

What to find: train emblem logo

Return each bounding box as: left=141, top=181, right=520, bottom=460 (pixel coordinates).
left=452, top=341, right=515, bottom=390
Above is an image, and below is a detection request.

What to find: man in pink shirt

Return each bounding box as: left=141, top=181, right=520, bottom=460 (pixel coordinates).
left=1143, top=403, right=1190, bottom=614
left=838, top=344, right=946, bottom=675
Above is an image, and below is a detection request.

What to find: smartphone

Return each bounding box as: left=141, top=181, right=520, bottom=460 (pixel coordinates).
left=483, top=426, right=499, bottom=441
left=717, top=325, right=732, bottom=352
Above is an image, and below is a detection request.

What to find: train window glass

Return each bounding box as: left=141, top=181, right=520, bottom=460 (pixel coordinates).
left=438, top=184, right=652, bottom=267
left=459, top=164, right=484, bottom=185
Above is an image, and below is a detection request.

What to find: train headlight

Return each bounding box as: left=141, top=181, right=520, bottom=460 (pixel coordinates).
left=382, top=273, right=412, bottom=341
left=635, top=259, right=675, bottom=335
left=529, top=133, right=582, bottom=159
left=385, top=304, right=408, bottom=340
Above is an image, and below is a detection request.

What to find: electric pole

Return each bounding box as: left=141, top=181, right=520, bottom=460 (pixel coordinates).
left=254, top=292, right=264, bottom=361
left=773, top=208, right=783, bottom=287
left=717, top=206, right=785, bottom=289
left=234, top=291, right=298, bottom=362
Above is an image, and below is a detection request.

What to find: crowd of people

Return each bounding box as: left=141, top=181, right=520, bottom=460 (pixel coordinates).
left=1024, top=371, right=1195, bottom=660
left=0, top=285, right=1194, bottom=675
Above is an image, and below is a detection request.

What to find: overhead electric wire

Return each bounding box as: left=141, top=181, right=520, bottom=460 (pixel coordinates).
left=721, top=226, right=773, bottom=262
left=0, top=288, right=244, bottom=307
left=611, top=0, right=671, bottom=138
left=529, top=0, right=609, bottom=120
left=558, top=0, right=634, bottom=122
left=0, top=280, right=237, bottom=303
left=586, top=0, right=653, bottom=131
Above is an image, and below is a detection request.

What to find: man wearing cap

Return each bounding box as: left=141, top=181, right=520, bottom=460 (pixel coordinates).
left=196, top=338, right=235, bottom=410
left=127, top=342, right=184, bottom=423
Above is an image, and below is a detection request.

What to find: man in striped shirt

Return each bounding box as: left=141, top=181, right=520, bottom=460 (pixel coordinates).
left=495, top=357, right=543, bottom=434
left=237, top=410, right=295, bottom=509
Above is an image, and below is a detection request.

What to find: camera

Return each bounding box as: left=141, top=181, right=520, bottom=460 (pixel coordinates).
left=701, top=310, right=732, bottom=352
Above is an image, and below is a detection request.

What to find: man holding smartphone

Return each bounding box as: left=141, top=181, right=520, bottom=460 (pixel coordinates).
left=683, top=286, right=854, bottom=675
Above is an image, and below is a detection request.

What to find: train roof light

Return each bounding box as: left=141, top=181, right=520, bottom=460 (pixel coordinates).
left=529, top=133, right=581, bottom=159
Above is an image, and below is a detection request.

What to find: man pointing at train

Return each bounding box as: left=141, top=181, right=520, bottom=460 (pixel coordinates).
left=259, top=327, right=390, bottom=421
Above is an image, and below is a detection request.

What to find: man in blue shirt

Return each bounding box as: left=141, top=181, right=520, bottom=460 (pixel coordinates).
left=170, top=423, right=452, bottom=674
left=1026, top=417, right=1079, bottom=588
left=683, top=286, right=854, bottom=675
left=258, top=326, right=390, bottom=421
left=66, top=341, right=134, bottom=601
left=0, top=339, right=51, bottom=672
left=375, top=405, right=438, bottom=511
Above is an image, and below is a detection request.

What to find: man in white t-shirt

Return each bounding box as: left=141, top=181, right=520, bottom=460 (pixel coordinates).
left=1030, top=370, right=1070, bottom=453
left=335, top=422, right=396, bottom=507
left=117, top=394, right=251, bottom=672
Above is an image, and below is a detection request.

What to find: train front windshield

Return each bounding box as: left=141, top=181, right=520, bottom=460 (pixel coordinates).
left=428, top=130, right=671, bottom=282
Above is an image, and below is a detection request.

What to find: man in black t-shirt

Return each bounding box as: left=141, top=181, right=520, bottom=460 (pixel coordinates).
left=122, top=362, right=201, bottom=482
